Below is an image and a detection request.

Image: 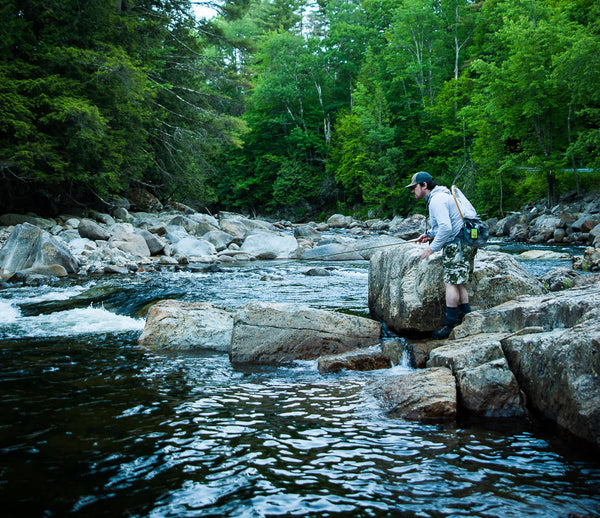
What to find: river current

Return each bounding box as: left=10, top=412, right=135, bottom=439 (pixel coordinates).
left=1, top=245, right=599, bottom=517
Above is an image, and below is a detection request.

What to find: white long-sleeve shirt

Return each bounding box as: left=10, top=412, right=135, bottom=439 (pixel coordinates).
left=426, top=186, right=464, bottom=252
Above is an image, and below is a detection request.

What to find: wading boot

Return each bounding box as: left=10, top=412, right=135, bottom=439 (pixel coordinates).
left=432, top=306, right=459, bottom=340
left=458, top=303, right=472, bottom=324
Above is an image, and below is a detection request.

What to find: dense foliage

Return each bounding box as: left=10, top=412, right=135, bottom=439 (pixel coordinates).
left=0, top=0, right=236, bottom=213
left=1, top=0, right=599, bottom=217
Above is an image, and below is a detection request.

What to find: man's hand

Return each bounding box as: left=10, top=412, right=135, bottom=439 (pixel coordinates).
left=416, top=233, right=429, bottom=243
left=421, top=246, right=433, bottom=259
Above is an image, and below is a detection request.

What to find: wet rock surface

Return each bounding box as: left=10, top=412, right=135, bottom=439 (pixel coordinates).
left=371, top=367, right=457, bottom=422
left=229, top=302, right=382, bottom=365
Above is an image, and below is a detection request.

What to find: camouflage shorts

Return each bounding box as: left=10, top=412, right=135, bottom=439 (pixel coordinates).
left=442, top=242, right=477, bottom=284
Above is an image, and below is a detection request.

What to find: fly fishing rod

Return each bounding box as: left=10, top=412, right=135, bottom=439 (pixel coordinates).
left=303, top=237, right=421, bottom=260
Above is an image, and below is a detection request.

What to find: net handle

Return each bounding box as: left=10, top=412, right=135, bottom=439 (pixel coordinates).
left=451, top=185, right=465, bottom=221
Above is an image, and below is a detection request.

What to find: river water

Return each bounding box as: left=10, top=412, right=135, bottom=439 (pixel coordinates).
left=1, top=245, right=599, bottom=517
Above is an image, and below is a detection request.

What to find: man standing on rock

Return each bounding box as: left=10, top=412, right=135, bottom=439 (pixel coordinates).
left=406, top=171, right=477, bottom=339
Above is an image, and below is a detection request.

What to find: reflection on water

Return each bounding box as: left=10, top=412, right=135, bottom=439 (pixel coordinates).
left=2, top=335, right=599, bottom=518
left=1, top=255, right=599, bottom=517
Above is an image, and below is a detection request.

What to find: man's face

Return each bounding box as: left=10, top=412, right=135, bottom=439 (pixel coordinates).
left=411, top=183, right=427, bottom=200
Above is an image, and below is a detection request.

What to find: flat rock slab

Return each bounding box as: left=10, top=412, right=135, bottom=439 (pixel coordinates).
left=371, top=367, right=457, bottom=422
left=138, top=300, right=233, bottom=351
left=229, top=302, right=382, bottom=364
left=454, top=284, right=600, bottom=338
left=427, top=334, right=506, bottom=372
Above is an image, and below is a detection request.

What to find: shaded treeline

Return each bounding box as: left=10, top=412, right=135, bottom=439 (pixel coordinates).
left=1, top=0, right=599, bottom=218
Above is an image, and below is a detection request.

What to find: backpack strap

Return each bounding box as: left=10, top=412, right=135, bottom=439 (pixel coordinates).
left=451, top=185, right=465, bottom=221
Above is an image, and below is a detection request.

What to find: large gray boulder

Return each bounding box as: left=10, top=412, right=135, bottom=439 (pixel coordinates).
left=350, top=235, right=407, bottom=260
left=203, top=230, right=234, bottom=252
left=452, top=284, right=600, bottom=447
left=494, top=213, right=524, bottom=237
left=531, top=214, right=564, bottom=241
left=502, top=307, right=600, bottom=447
left=240, top=231, right=298, bottom=259
left=136, top=229, right=165, bottom=256
left=371, top=367, right=457, bottom=422
left=455, top=358, right=526, bottom=418
left=427, top=335, right=526, bottom=418
left=219, top=216, right=251, bottom=239
left=168, top=215, right=205, bottom=235
left=388, top=214, right=426, bottom=240
left=294, top=224, right=322, bottom=242
left=138, top=300, right=233, bottom=351
left=188, top=213, right=220, bottom=235
left=301, top=243, right=363, bottom=261
left=0, top=214, right=56, bottom=230
left=172, top=237, right=216, bottom=258
left=368, top=246, right=545, bottom=333
left=219, top=215, right=276, bottom=240
left=229, top=302, right=382, bottom=364
left=78, top=218, right=110, bottom=241
left=327, top=214, right=353, bottom=228
left=0, top=222, right=79, bottom=275
left=109, top=227, right=151, bottom=258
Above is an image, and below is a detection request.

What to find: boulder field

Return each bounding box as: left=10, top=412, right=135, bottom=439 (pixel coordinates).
left=368, top=245, right=600, bottom=449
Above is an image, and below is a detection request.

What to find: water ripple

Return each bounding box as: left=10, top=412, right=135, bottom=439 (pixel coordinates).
left=1, top=259, right=600, bottom=517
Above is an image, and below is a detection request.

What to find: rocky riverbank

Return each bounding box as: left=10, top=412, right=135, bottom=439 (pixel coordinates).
left=1, top=193, right=599, bottom=448
left=1, top=188, right=600, bottom=286
left=485, top=189, right=599, bottom=241
left=0, top=207, right=413, bottom=285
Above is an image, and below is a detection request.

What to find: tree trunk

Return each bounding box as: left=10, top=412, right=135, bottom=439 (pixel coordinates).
left=547, top=171, right=557, bottom=207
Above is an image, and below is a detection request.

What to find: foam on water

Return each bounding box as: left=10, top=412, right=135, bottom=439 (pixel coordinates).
left=0, top=305, right=145, bottom=339
left=0, top=300, right=21, bottom=324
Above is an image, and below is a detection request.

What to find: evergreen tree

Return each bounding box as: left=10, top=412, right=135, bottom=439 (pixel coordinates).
left=0, top=0, right=235, bottom=213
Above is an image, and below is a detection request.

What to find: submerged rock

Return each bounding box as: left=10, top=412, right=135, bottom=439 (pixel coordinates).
left=317, top=345, right=392, bottom=374
left=371, top=367, right=457, bottom=422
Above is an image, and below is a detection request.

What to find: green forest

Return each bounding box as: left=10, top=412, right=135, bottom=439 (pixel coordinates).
left=1, top=0, right=599, bottom=219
